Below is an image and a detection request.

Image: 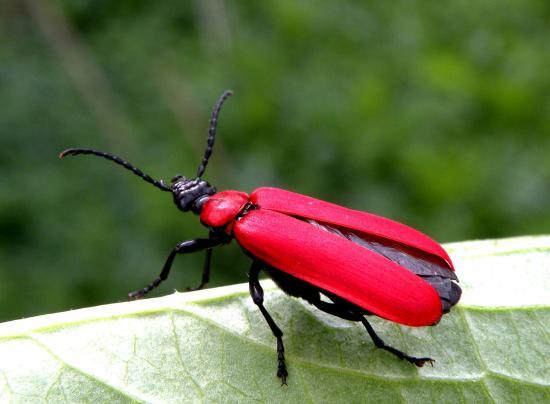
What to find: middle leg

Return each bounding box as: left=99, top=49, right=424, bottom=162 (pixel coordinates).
left=248, top=261, right=288, bottom=385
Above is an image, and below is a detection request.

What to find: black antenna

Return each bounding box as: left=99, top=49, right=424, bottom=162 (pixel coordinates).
left=60, top=148, right=171, bottom=192
left=196, top=90, right=233, bottom=178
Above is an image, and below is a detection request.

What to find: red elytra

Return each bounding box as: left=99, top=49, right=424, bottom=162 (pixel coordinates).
left=201, top=187, right=452, bottom=327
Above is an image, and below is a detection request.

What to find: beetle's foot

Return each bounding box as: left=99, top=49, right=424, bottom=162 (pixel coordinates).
left=184, top=282, right=208, bottom=292
left=128, top=277, right=161, bottom=300
left=276, top=339, right=288, bottom=386
left=128, top=289, right=146, bottom=300
left=277, top=366, right=288, bottom=387
left=408, top=356, right=435, bottom=367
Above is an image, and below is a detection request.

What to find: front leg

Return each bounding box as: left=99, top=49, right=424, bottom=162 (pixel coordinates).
left=128, top=235, right=227, bottom=299
left=248, top=261, right=288, bottom=385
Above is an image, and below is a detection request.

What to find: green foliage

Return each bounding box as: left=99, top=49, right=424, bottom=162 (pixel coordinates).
left=0, top=237, right=549, bottom=402
left=0, top=1, right=549, bottom=321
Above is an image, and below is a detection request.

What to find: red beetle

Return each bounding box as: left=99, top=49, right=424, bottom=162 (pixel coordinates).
left=61, top=90, right=461, bottom=385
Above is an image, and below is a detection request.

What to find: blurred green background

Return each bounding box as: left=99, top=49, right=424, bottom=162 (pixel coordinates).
left=1, top=1, right=549, bottom=322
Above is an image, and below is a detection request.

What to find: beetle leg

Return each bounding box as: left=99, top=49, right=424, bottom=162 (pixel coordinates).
left=184, top=247, right=213, bottom=292
left=310, top=298, right=361, bottom=322
left=360, top=317, right=435, bottom=367
left=249, top=261, right=288, bottom=386
left=311, top=297, right=434, bottom=367
left=128, top=236, right=227, bottom=299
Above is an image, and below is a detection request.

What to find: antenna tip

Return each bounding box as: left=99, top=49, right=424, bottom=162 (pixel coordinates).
left=59, top=149, right=77, bottom=159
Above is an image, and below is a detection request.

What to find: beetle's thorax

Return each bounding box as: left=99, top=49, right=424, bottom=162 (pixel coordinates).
left=199, top=190, right=250, bottom=229
left=171, top=176, right=216, bottom=213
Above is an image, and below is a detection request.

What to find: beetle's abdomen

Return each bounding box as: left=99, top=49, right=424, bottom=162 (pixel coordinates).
left=200, top=190, right=249, bottom=228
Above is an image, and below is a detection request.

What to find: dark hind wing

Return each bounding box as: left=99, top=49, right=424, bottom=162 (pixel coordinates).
left=307, top=220, right=462, bottom=313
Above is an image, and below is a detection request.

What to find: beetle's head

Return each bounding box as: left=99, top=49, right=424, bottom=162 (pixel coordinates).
left=59, top=90, right=232, bottom=215
left=170, top=175, right=216, bottom=213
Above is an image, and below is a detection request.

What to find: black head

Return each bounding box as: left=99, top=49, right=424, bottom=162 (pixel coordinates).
left=60, top=90, right=233, bottom=214
left=170, top=175, right=216, bottom=213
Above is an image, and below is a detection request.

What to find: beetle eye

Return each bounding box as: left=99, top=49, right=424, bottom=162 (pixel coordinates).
left=171, top=174, right=185, bottom=183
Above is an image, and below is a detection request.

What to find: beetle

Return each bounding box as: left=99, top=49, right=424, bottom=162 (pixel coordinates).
left=61, top=90, right=461, bottom=385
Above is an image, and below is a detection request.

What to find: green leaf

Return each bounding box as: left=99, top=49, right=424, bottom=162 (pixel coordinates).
left=0, top=236, right=549, bottom=403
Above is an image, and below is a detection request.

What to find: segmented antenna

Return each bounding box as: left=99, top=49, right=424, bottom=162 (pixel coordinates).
left=59, top=148, right=171, bottom=192
left=196, top=90, right=233, bottom=178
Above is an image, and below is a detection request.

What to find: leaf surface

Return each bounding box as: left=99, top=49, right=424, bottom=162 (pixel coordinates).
left=0, top=236, right=549, bottom=403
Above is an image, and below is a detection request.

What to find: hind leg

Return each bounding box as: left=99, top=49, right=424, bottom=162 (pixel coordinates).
left=311, top=296, right=434, bottom=367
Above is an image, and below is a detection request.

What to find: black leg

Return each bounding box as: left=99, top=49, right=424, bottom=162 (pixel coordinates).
left=184, top=247, right=213, bottom=292
left=310, top=297, right=362, bottom=322
left=360, top=317, right=434, bottom=367
left=128, top=236, right=227, bottom=299
left=248, top=261, right=288, bottom=386
left=311, top=296, right=434, bottom=367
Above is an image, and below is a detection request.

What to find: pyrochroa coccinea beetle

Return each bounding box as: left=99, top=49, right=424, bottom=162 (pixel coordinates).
left=61, top=90, right=461, bottom=385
